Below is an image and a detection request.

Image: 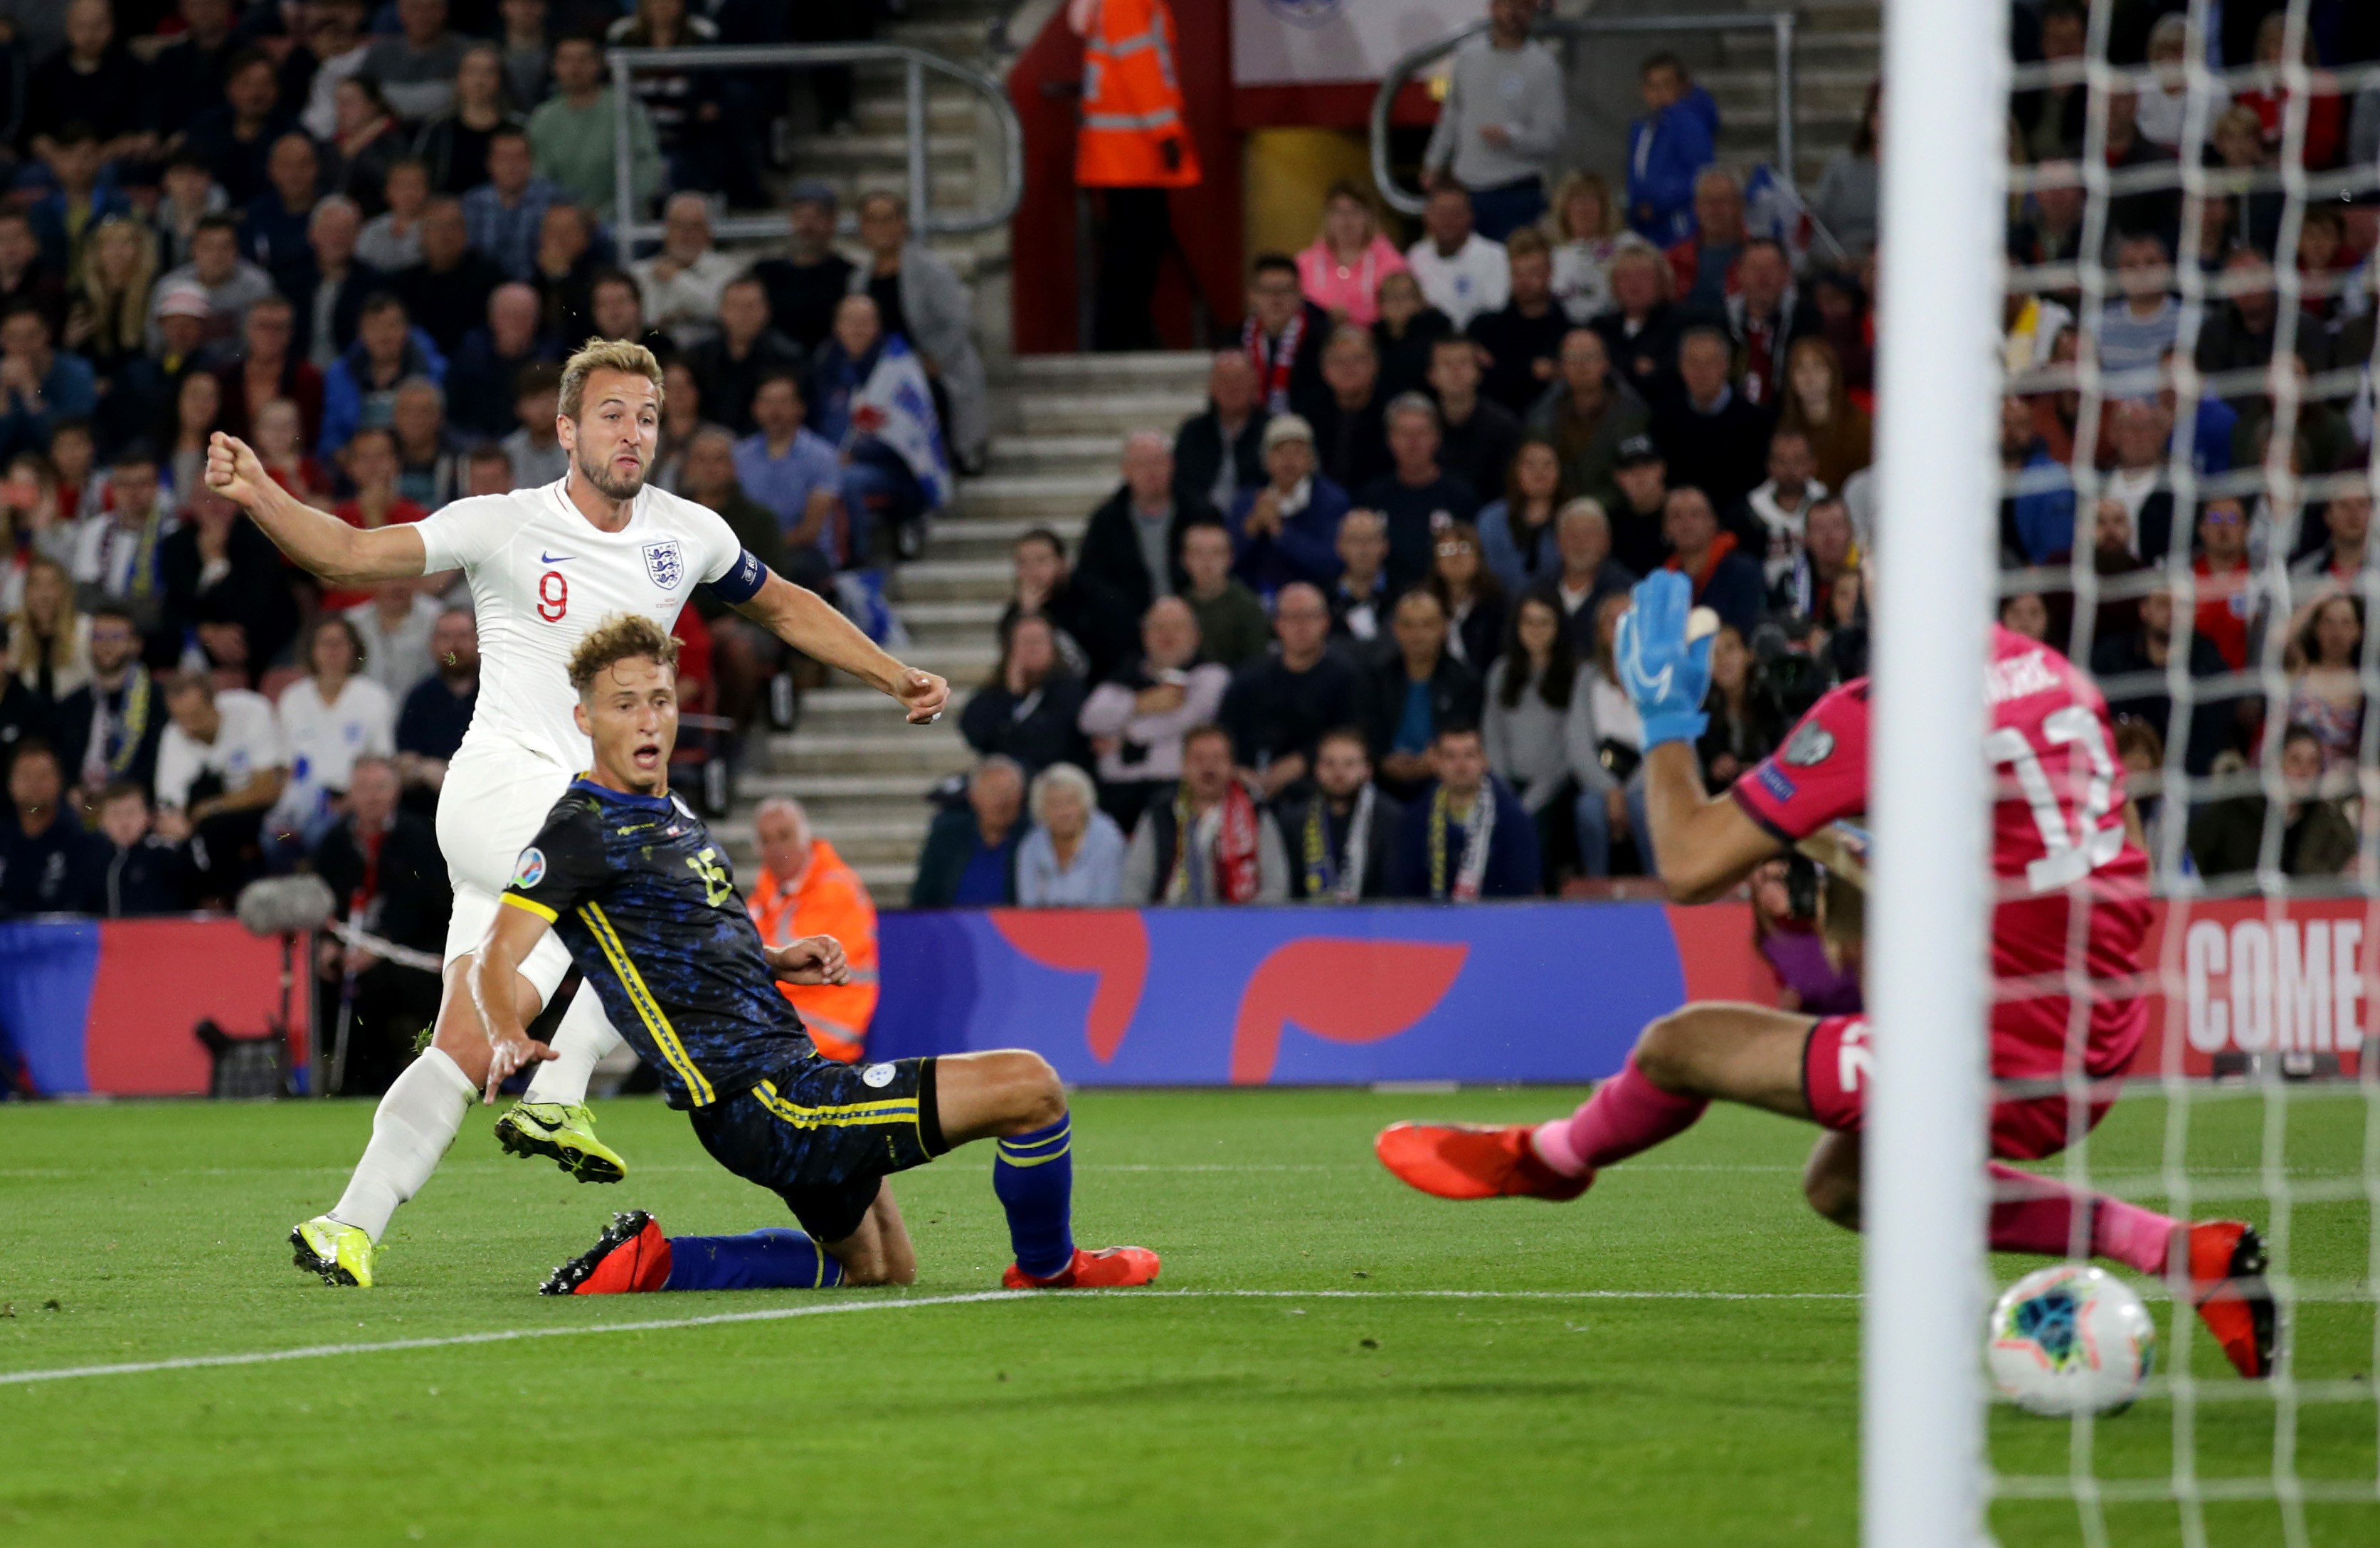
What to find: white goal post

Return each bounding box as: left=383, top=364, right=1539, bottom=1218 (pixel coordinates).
left=1866, top=0, right=2009, bottom=1541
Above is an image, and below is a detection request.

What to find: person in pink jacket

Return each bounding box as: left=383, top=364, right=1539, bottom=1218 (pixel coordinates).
left=1296, top=181, right=1410, bottom=327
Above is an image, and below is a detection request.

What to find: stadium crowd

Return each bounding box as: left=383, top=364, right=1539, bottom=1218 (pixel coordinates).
left=0, top=0, right=973, bottom=935
left=928, top=1, right=2380, bottom=907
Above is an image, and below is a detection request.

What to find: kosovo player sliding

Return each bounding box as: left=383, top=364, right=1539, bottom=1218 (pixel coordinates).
left=477, top=614, right=1158, bottom=1294
left=204, top=339, right=948, bottom=1289
left=1377, top=572, right=2275, bottom=1381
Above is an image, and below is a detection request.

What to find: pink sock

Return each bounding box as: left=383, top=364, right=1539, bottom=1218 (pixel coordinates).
left=1531, top=1058, right=1709, bottom=1177
left=1986, top=1163, right=2180, bottom=1276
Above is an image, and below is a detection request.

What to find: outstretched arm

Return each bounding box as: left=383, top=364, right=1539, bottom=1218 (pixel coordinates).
left=733, top=569, right=948, bottom=725
left=1644, top=741, right=1785, bottom=905
left=206, top=432, right=429, bottom=588
left=469, top=900, right=561, bottom=1102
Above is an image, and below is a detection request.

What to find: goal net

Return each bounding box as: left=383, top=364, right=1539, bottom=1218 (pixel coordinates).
left=1874, top=0, right=2380, bottom=1541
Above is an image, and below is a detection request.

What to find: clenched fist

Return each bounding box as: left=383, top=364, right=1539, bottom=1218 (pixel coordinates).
left=205, top=431, right=271, bottom=509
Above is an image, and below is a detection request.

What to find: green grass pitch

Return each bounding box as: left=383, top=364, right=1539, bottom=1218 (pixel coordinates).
left=1, top=1086, right=2372, bottom=1546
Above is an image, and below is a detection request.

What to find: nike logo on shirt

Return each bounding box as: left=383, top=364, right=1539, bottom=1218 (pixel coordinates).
left=541, top=552, right=574, bottom=564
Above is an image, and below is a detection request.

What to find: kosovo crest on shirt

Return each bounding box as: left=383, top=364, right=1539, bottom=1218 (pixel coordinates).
left=643, top=539, right=684, bottom=589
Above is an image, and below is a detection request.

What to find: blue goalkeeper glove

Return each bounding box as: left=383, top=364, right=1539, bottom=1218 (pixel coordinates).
left=1614, top=572, right=1713, bottom=749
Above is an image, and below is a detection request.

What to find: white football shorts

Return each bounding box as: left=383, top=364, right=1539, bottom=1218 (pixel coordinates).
left=436, top=744, right=581, bottom=1001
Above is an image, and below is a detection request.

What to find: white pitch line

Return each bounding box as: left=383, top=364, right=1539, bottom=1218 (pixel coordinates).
left=0, top=1287, right=1858, bottom=1389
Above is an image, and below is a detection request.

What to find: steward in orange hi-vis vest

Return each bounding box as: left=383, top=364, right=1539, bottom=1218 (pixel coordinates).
left=1074, top=0, right=1202, bottom=189
left=748, top=838, right=880, bottom=1064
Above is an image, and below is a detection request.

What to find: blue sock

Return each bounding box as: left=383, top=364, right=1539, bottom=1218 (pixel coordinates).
left=660, top=1228, right=844, bottom=1291
left=994, top=1115, right=1076, bottom=1278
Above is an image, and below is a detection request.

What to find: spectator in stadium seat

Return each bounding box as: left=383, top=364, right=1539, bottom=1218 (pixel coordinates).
left=1178, top=519, right=1269, bottom=672
left=213, top=295, right=324, bottom=448
left=1725, top=239, right=1815, bottom=411
left=588, top=268, right=675, bottom=368
left=388, top=379, right=465, bottom=512
left=347, top=577, right=442, bottom=702
left=1429, top=519, right=1505, bottom=673
left=312, top=754, right=450, bottom=1094
left=746, top=795, right=881, bottom=1061
left=527, top=204, right=600, bottom=350
left=1079, top=597, right=1231, bottom=831
left=356, top=158, right=430, bottom=278
left=462, top=128, right=561, bottom=284
left=448, top=283, right=555, bottom=441
left=251, top=398, right=330, bottom=510
left=1664, top=168, right=1750, bottom=316
left=1227, top=414, right=1345, bottom=599
left=1661, top=487, right=1764, bottom=638
left=1809, top=82, right=1881, bottom=258
left=1996, top=393, right=2077, bottom=567
left=1419, top=0, right=1565, bottom=238
left=244, top=135, right=325, bottom=300
left=694, top=276, right=805, bottom=441
left=1243, top=251, right=1333, bottom=418
left=1547, top=172, right=1626, bottom=325
left=1526, top=329, right=1651, bottom=517
left=152, top=0, right=240, bottom=144
left=149, top=216, right=274, bottom=356
left=910, top=756, right=1026, bottom=908
left=1589, top=242, right=1684, bottom=407
left=1275, top=725, right=1401, bottom=902
left=1625, top=51, right=1718, bottom=246
left=1483, top=591, right=1597, bottom=880
left=1775, top=337, right=1872, bottom=494
left=166, top=372, right=228, bottom=517
left=1173, top=352, right=1268, bottom=521
left=1389, top=722, right=1537, bottom=900
left=150, top=157, right=228, bottom=280
left=152, top=670, right=285, bottom=903
left=1371, top=268, right=1454, bottom=404
left=1296, top=182, right=1410, bottom=327
left=0, top=305, right=95, bottom=464
left=289, top=0, right=373, bottom=142
left=1327, top=508, right=1394, bottom=656
left=50, top=604, right=162, bottom=803
left=500, top=363, right=568, bottom=491
left=319, top=294, right=446, bottom=459
left=733, top=377, right=846, bottom=576
left=962, top=614, right=1090, bottom=779
left=1360, top=587, right=1483, bottom=800
left=0, top=739, right=105, bottom=916
left=1220, top=581, right=1359, bottom=803
left=1015, top=762, right=1127, bottom=908
left=290, top=196, right=379, bottom=374
left=2280, top=594, right=2365, bottom=786
left=68, top=218, right=152, bottom=393
left=2098, top=233, right=2181, bottom=392
left=497, top=0, right=554, bottom=111
left=265, top=614, right=395, bottom=861
left=1597, top=431, right=1666, bottom=577
left=179, top=48, right=287, bottom=211
left=527, top=33, right=663, bottom=223
left=1694, top=621, right=1774, bottom=794
left=850, top=191, right=990, bottom=471
left=2194, top=249, right=2322, bottom=411
left=80, top=781, right=193, bottom=917
left=158, top=486, right=300, bottom=684
left=1357, top=394, right=1479, bottom=594
left=395, top=605, right=477, bottom=799
left=1573, top=591, right=1659, bottom=876
left=68, top=447, right=174, bottom=636
left=1466, top=228, right=1570, bottom=417
left=0, top=213, right=66, bottom=342
left=392, top=197, right=504, bottom=364
left=750, top=181, right=856, bottom=359
left=1305, top=326, right=1392, bottom=495
left=362, top=0, right=468, bottom=127
left=2091, top=584, right=2241, bottom=779
left=1078, top=431, right=1209, bottom=618
left=1740, top=427, right=1827, bottom=591
left=2292, top=488, right=2376, bottom=604
left=1651, top=326, right=1772, bottom=515
left=25, top=3, right=154, bottom=169
left=6, top=556, right=90, bottom=725
left=1121, top=722, right=1290, bottom=905
left=2188, top=727, right=2357, bottom=881
left=1477, top=436, right=1563, bottom=597
left=1405, top=183, right=1508, bottom=332
left=1001, top=527, right=1135, bottom=689
left=27, top=127, right=131, bottom=298
left=2098, top=398, right=2176, bottom=562
left=2016, top=0, right=2088, bottom=157
left=2234, top=13, right=2345, bottom=174
left=634, top=194, right=742, bottom=352
left=416, top=45, right=523, bottom=198
left=1771, top=495, right=1859, bottom=623
left=1427, top=330, right=1520, bottom=505
left=1525, top=495, right=1636, bottom=658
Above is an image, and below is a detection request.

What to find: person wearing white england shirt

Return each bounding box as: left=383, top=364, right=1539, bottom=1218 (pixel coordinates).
left=202, top=337, right=949, bottom=1290
left=345, top=578, right=444, bottom=697
left=152, top=671, right=287, bottom=902
left=1405, top=184, right=1509, bottom=332
left=265, top=616, right=396, bottom=860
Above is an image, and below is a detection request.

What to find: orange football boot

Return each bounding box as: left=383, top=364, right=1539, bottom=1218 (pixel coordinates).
left=1375, top=1122, right=1594, bottom=1201
left=2183, top=1221, right=2276, bottom=1379
left=1003, top=1246, right=1161, bottom=1289
left=541, top=1210, right=674, bottom=1295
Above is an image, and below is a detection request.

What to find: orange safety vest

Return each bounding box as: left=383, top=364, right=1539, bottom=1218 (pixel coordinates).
left=1076, top=0, right=1202, bottom=189
left=747, top=839, right=880, bottom=1065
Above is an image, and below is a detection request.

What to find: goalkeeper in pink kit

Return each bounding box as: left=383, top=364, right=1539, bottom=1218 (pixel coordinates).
left=1377, top=572, right=2275, bottom=1380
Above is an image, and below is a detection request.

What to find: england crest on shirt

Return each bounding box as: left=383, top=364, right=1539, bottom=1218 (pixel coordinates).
left=642, top=539, right=685, bottom=590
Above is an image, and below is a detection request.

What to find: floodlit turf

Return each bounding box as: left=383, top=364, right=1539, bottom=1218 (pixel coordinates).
left=0, top=1087, right=2372, bottom=1547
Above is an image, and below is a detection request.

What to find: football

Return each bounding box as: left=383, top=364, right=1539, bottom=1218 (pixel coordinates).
left=1987, top=1265, right=2158, bottom=1416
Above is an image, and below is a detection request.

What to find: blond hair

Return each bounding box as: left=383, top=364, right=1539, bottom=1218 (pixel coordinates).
left=1547, top=170, right=1617, bottom=240
left=566, top=612, right=681, bottom=697
left=558, top=337, right=667, bottom=421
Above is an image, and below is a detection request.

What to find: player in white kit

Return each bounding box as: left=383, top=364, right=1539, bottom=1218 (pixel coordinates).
left=201, top=339, right=948, bottom=1287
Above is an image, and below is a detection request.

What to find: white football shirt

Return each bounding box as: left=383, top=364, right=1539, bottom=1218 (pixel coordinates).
left=413, top=478, right=752, bottom=772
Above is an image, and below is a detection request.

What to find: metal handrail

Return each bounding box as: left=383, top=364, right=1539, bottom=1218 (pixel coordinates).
left=1370, top=12, right=1803, bottom=218
left=605, top=42, right=1027, bottom=247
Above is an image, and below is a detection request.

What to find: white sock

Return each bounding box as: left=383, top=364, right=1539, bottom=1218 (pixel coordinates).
left=328, top=1047, right=479, bottom=1242
left=523, top=984, right=628, bottom=1106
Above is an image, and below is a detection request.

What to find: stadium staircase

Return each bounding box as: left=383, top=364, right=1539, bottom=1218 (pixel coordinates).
left=716, top=0, right=1881, bottom=904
